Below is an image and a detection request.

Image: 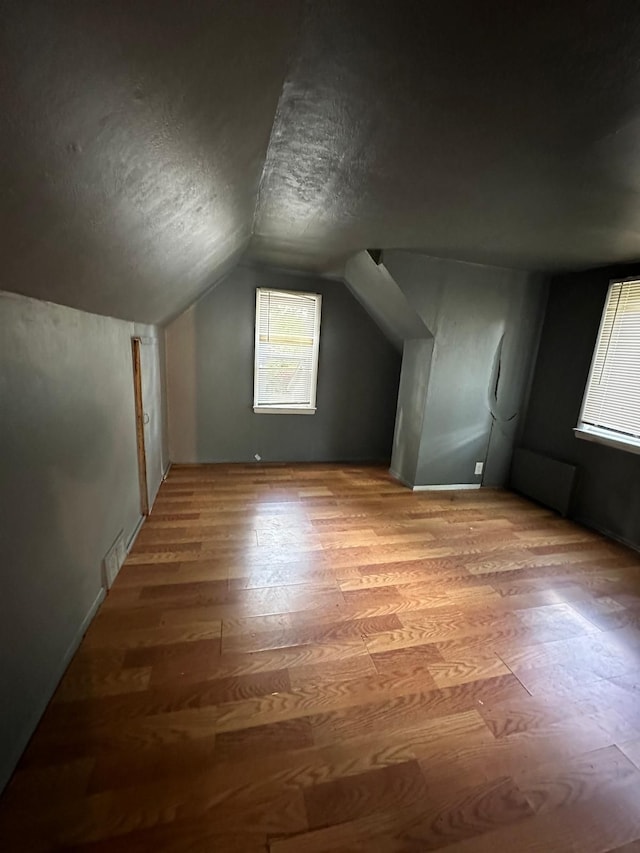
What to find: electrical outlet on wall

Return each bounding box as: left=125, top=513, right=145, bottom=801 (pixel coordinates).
left=475, top=462, right=484, bottom=476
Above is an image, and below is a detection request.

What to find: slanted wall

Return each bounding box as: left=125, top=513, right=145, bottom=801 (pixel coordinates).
left=0, top=291, right=168, bottom=792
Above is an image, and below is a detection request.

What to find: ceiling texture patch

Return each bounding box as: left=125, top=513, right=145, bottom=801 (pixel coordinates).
left=0, top=0, right=301, bottom=323
left=4, top=1, right=640, bottom=322
left=250, top=0, right=640, bottom=274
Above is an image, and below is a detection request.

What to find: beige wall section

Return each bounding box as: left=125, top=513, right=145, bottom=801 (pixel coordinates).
left=0, top=292, right=168, bottom=792
left=165, top=306, right=198, bottom=462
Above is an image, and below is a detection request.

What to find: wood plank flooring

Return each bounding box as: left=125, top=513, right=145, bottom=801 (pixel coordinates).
left=2, top=463, right=640, bottom=851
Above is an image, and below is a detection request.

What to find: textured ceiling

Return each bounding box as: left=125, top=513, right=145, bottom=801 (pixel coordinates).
left=4, top=1, right=640, bottom=323
left=251, top=0, right=640, bottom=273
left=0, top=0, right=300, bottom=323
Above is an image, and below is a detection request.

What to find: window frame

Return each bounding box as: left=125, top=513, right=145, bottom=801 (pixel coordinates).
left=574, top=276, right=640, bottom=456
left=253, top=287, right=322, bottom=416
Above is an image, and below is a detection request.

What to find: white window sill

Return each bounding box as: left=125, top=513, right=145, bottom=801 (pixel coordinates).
left=253, top=406, right=316, bottom=415
left=574, top=425, right=640, bottom=456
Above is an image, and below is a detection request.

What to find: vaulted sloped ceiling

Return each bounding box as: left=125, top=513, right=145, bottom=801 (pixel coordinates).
left=251, top=0, right=640, bottom=273
left=0, top=0, right=301, bottom=323
left=4, top=1, right=640, bottom=324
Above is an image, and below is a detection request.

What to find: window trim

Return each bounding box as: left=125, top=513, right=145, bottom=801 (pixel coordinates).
left=253, top=288, right=322, bottom=415
left=573, top=424, right=640, bottom=455
left=575, top=276, right=640, bottom=454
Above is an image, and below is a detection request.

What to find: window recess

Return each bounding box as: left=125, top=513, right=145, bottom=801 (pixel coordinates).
left=253, top=288, right=322, bottom=415
left=575, top=279, right=640, bottom=455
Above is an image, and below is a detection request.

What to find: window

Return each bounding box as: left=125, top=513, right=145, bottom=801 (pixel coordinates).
left=253, top=288, right=322, bottom=414
left=575, top=279, right=640, bottom=454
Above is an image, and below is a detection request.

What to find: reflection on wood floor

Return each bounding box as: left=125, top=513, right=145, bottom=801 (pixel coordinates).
left=2, top=463, right=640, bottom=852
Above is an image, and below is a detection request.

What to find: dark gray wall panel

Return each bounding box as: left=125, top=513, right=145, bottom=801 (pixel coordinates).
left=166, top=266, right=400, bottom=463
left=520, top=265, right=640, bottom=548
left=511, top=449, right=576, bottom=516
left=0, top=291, right=167, bottom=792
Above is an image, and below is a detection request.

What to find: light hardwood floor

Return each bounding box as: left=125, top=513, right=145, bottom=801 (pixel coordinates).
left=2, top=463, right=640, bottom=852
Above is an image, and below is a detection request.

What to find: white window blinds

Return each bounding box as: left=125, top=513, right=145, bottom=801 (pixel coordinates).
left=580, top=280, right=640, bottom=439
left=253, top=288, right=322, bottom=413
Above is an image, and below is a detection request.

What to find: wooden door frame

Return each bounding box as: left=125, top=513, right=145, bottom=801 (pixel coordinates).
left=131, top=337, right=149, bottom=516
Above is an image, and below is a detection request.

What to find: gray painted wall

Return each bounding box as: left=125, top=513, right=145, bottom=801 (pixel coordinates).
left=384, top=252, right=546, bottom=487
left=390, top=339, right=433, bottom=486
left=343, top=252, right=430, bottom=351
left=520, top=265, right=640, bottom=549
left=166, top=266, right=401, bottom=463
left=0, top=291, right=167, bottom=792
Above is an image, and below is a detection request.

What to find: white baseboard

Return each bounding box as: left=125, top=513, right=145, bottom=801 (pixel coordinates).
left=2, top=495, right=153, bottom=793
left=77, top=587, right=106, bottom=646
left=146, top=463, right=171, bottom=515
left=413, top=483, right=481, bottom=491
left=390, top=469, right=482, bottom=492
left=126, top=514, right=145, bottom=552
left=0, top=585, right=106, bottom=794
